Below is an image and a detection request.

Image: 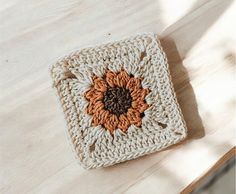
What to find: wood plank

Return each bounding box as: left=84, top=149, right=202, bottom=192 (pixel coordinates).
left=181, top=147, right=236, bottom=194
left=0, top=0, right=235, bottom=193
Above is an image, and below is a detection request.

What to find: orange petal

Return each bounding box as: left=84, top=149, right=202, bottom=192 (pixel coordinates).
left=126, top=77, right=141, bottom=91
left=93, top=77, right=107, bottom=92
left=132, top=99, right=149, bottom=113
left=92, top=91, right=104, bottom=102
left=86, top=100, right=104, bottom=115
left=131, top=88, right=149, bottom=101
left=98, top=109, right=110, bottom=124
left=127, top=108, right=142, bottom=127
left=92, top=115, right=100, bottom=126
left=118, top=114, right=130, bottom=132
left=85, top=89, right=103, bottom=102
left=93, top=100, right=104, bottom=111
left=92, top=109, right=109, bottom=126
left=115, top=70, right=130, bottom=87
left=103, top=114, right=119, bottom=133
left=84, top=89, right=95, bottom=100
left=105, top=71, right=117, bottom=87
left=86, top=102, right=95, bottom=115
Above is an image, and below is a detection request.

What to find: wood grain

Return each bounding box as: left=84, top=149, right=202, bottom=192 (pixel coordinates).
left=0, top=0, right=235, bottom=193
left=181, top=147, right=235, bottom=194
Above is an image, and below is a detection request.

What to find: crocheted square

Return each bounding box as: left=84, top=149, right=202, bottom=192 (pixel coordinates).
left=51, top=34, right=187, bottom=169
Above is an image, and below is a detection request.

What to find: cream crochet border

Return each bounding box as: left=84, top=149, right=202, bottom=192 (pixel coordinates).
left=51, top=34, right=187, bottom=169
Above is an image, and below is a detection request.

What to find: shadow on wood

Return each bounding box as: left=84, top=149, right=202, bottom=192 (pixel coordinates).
left=160, top=37, right=205, bottom=139
left=159, top=0, right=233, bottom=140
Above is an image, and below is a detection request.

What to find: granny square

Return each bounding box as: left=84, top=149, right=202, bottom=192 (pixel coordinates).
left=51, top=34, right=187, bottom=169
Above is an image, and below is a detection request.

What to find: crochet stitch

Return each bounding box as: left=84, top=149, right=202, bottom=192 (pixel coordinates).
left=51, top=34, right=187, bottom=169
left=85, top=70, right=150, bottom=133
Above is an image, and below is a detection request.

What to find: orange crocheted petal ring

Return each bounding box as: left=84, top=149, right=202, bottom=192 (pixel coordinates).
left=84, top=70, right=150, bottom=133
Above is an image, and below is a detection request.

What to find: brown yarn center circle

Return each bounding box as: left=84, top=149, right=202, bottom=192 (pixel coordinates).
left=103, top=87, right=132, bottom=116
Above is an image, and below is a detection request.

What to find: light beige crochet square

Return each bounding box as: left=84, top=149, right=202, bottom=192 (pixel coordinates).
left=51, top=34, right=187, bottom=169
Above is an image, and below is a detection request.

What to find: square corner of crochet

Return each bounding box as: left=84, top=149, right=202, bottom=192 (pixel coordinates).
left=51, top=34, right=187, bottom=169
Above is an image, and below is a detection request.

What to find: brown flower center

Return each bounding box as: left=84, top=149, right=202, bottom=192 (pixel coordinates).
left=103, top=87, right=132, bottom=116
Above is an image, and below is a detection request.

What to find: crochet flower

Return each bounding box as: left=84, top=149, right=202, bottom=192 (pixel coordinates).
left=84, top=70, right=150, bottom=133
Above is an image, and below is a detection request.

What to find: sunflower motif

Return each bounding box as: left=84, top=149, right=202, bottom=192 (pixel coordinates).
left=84, top=70, right=150, bottom=133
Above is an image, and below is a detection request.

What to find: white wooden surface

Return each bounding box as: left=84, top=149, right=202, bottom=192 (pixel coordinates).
left=0, top=0, right=235, bottom=193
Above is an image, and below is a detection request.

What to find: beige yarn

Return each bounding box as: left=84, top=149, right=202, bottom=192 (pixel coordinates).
left=51, top=34, right=187, bottom=169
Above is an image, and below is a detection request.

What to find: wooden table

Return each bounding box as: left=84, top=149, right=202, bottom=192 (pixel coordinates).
left=0, top=0, right=235, bottom=193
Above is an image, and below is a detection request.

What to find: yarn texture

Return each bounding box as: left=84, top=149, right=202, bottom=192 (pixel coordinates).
left=51, top=34, right=187, bottom=169
left=85, top=70, right=150, bottom=133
